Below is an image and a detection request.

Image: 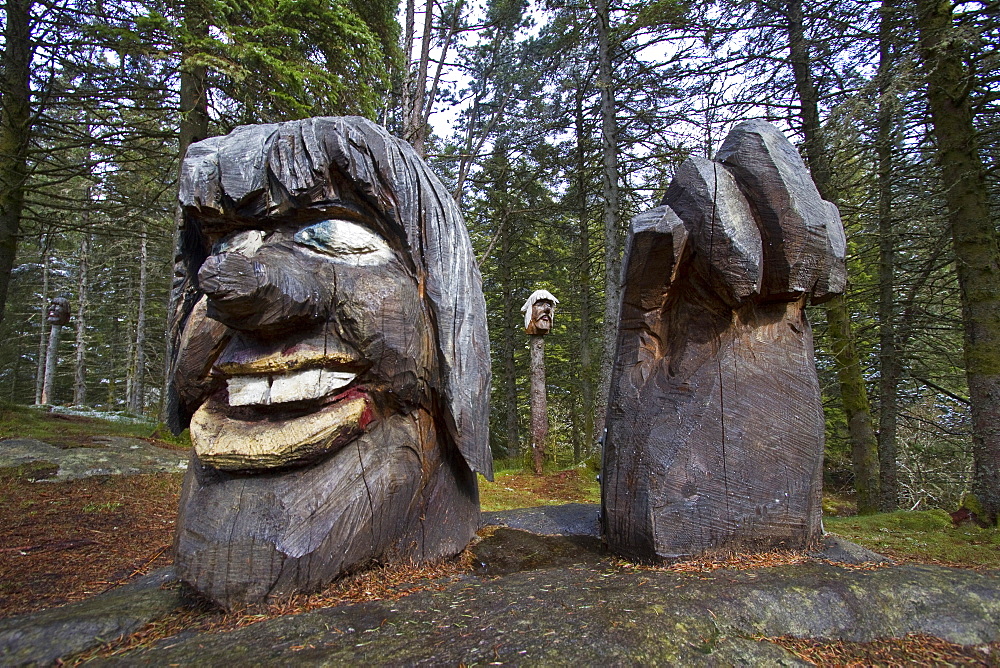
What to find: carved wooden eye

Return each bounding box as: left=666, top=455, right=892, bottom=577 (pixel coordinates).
left=212, top=230, right=265, bottom=257
left=294, top=219, right=392, bottom=266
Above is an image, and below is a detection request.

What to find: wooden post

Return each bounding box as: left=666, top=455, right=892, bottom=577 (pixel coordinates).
left=40, top=297, right=70, bottom=405
left=529, top=334, right=547, bottom=474
left=522, top=290, right=558, bottom=475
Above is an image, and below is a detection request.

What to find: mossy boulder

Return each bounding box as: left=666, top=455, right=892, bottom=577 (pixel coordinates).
left=91, top=558, right=1000, bottom=665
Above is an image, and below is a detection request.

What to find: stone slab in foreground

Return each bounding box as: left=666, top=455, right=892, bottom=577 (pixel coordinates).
left=92, top=562, right=999, bottom=666
left=0, top=568, right=181, bottom=667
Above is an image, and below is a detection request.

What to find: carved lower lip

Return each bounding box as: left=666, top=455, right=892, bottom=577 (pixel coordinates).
left=192, top=387, right=374, bottom=470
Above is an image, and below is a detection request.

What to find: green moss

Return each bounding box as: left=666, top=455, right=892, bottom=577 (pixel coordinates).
left=822, top=492, right=856, bottom=517
left=961, top=493, right=984, bottom=517
left=825, top=510, right=1000, bottom=568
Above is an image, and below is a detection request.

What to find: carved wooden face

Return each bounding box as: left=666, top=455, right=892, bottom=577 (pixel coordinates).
left=528, top=300, right=554, bottom=335
left=46, top=298, right=70, bottom=326
left=179, top=203, right=436, bottom=471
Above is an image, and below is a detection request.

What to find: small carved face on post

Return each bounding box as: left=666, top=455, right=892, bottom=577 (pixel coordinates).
left=169, top=117, right=491, bottom=607
left=522, top=290, right=559, bottom=335
left=46, top=297, right=70, bottom=327
left=529, top=300, right=554, bottom=334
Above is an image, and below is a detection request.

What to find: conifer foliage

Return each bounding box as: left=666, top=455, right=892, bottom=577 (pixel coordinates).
left=1, top=0, right=997, bottom=519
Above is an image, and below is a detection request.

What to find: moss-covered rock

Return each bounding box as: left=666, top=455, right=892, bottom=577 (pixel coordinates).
left=0, top=568, right=182, bottom=667
left=91, top=562, right=1000, bottom=666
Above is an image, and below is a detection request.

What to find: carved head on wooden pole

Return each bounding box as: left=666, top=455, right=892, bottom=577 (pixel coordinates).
left=521, top=289, right=558, bottom=474
left=168, top=117, right=491, bottom=608
left=46, top=297, right=71, bottom=327
left=521, top=289, right=558, bottom=336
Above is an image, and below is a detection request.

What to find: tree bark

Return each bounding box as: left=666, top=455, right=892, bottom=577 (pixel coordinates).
left=594, top=0, right=622, bottom=447
left=828, top=295, right=880, bottom=512
left=34, top=249, right=49, bottom=406
left=73, top=233, right=89, bottom=405
left=529, top=334, right=547, bottom=474
left=406, top=0, right=435, bottom=155
left=498, top=209, right=520, bottom=459
left=876, top=0, right=900, bottom=511
left=128, top=225, right=148, bottom=414
left=401, top=0, right=419, bottom=144
left=786, top=0, right=880, bottom=513
left=917, top=0, right=1000, bottom=525
left=0, top=0, right=33, bottom=325
left=575, top=85, right=595, bottom=460
left=162, top=0, right=210, bottom=423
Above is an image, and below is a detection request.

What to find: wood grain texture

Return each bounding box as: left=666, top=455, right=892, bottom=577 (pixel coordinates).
left=175, top=116, right=492, bottom=478
left=715, top=119, right=846, bottom=303
left=175, top=411, right=479, bottom=606
left=601, top=121, right=844, bottom=561
left=529, top=335, right=547, bottom=475
left=168, top=117, right=490, bottom=608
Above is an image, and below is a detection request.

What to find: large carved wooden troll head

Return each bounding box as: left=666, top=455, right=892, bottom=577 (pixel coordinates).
left=168, top=117, right=491, bottom=608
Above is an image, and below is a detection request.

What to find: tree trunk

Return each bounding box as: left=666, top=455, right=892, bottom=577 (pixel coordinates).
left=876, top=0, right=900, bottom=511
left=73, top=233, right=89, bottom=405
left=594, top=0, right=622, bottom=447
left=128, top=225, right=148, bottom=414
left=529, top=334, right=547, bottom=474
left=406, top=0, right=434, bottom=156
left=0, top=0, right=33, bottom=325
left=575, top=85, right=595, bottom=459
left=34, top=249, right=49, bottom=405
left=498, top=210, right=520, bottom=459
left=162, top=0, right=210, bottom=423
left=401, top=0, right=416, bottom=134
left=916, top=0, right=1000, bottom=525
left=828, top=295, right=880, bottom=512
left=786, top=0, right=880, bottom=513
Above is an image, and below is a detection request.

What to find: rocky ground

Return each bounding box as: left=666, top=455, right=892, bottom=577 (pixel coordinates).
left=1, top=434, right=998, bottom=666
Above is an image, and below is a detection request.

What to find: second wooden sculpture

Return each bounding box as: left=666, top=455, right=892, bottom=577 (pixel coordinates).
left=602, top=120, right=846, bottom=561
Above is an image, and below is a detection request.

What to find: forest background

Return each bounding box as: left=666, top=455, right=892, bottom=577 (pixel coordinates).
left=0, top=0, right=997, bottom=519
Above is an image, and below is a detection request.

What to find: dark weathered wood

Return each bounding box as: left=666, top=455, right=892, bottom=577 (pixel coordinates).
left=170, top=117, right=491, bottom=608
left=601, top=120, right=845, bottom=561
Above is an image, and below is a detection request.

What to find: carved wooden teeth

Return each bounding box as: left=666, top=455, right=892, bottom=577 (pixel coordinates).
left=226, top=369, right=356, bottom=406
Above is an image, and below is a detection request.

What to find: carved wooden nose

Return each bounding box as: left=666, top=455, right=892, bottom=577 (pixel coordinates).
left=198, top=252, right=320, bottom=331
left=199, top=252, right=260, bottom=307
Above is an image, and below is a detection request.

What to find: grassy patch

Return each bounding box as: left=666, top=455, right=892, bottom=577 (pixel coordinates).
left=821, top=491, right=856, bottom=517
left=0, top=402, right=188, bottom=450
left=825, top=510, right=1000, bottom=569
left=480, top=467, right=600, bottom=512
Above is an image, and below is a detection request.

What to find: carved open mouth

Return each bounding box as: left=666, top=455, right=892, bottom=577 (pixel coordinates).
left=190, top=365, right=374, bottom=471
left=225, top=367, right=358, bottom=407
